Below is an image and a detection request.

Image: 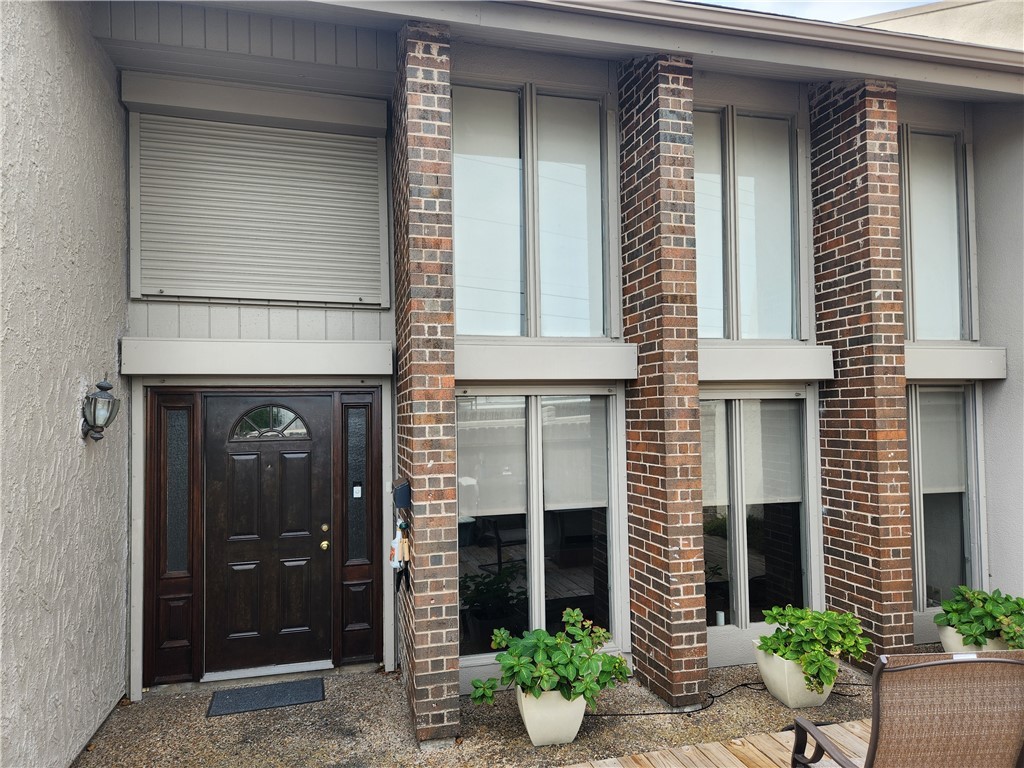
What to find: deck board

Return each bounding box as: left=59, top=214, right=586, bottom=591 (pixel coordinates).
left=565, top=719, right=871, bottom=768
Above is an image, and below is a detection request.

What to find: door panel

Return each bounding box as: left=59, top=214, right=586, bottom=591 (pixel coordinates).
left=204, top=394, right=334, bottom=672
left=336, top=401, right=378, bottom=661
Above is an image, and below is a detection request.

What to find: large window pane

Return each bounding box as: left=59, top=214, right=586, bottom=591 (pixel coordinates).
left=457, top=397, right=529, bottom=654
left=538, top=96, right=604, bottom=337
left=741, top=400, right=804, bottom=619
left=541, top=397, right=610, bottom=631
left=909, top=133, right=962, bottom=340
left=453, top=87, right=524, bottom=335
left=701, top=400, right=731, bottom=626
left=695, top=111, right=726, bottom=338
left=735, top=116, right=795, bottom=339
left=919, top=389, right=969, bottom=605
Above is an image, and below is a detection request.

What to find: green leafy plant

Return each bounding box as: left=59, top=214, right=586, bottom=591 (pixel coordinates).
left=470, top=608, right=630, bottom=710
left=934, top=585, right=1024, bottom=649
left=757, top=605, right=870, bottom=694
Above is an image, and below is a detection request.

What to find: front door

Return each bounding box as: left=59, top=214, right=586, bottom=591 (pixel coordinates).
left=144, top=388, right=382, bottom=685
left=204, top=394, right=334, bottom=671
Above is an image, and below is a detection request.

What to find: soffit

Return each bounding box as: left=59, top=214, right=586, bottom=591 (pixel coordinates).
left=301, top=0, right=1024, bottom=100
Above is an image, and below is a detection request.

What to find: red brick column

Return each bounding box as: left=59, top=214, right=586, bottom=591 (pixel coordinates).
left=618, top=55, right=707, bottom=706
left=809, top=80, right=914, bottom=660
left=391, top=22, right=459, bottom=741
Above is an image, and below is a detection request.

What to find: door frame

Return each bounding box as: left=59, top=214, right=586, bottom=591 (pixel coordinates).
left=134, top=379, right=394, bottom=695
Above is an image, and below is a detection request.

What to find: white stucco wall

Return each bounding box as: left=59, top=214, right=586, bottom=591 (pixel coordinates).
left=0, top=3, right=129, bottom=767
left=973, top=102, right=1024, bottom=596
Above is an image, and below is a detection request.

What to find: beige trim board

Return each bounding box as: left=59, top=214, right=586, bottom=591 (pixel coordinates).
left=120, top=338, right=393, bottom=376
left=121, top=72, right=388, bottom=136
left=455, top=340, right=638, bottom=381
left=905, top=344, right=1007, bottom=380
left=698, top=344, right=834, bottom=382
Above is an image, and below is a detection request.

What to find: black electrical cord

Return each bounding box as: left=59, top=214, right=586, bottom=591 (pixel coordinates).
left=462, top=678, right=870, bottom=719
left=584, top=678, right=870, bottom=718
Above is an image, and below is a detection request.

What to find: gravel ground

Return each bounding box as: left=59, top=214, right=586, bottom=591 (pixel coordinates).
left=71, top=661, right=875, bottom=768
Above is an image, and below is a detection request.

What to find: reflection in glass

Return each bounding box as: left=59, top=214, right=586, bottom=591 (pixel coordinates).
left=735, top=115, right=795, bottom=339
left=541, top=397, right=609, bottom=631
left=741, top=400, right=804, bottom=619
left=537, top=96, right=604, bottom=337
left=700, top=400, right=731, bottom=626
left=919, top=389, right=969, bottom=605
left=695, top=111, right=726, bottom=339
left=909, top=133, right=962, bottom=340
left=456, top=397, right=529, bottom=654
left=453, top=87, right=524, bottom=336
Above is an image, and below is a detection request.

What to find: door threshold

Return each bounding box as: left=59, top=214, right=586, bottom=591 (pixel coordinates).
left=201, top=659, right=333, bottom=683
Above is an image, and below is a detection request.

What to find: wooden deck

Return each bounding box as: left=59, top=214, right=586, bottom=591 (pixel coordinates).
left=567, top=718, right=872, bottom=768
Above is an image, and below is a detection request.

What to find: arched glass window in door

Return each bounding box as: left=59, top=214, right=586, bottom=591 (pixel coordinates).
left=230, top=405, right=309, bottom=440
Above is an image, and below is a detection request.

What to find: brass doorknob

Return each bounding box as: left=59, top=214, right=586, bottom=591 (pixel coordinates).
left=320, top=541, right=329, bottom=551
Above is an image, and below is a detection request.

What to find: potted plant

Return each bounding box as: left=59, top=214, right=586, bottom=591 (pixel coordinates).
left=470, top=608, right=630, bottom=746
left=754, top=605, right=869, bottom=708
left=934, top=585, right=1024, bottom=652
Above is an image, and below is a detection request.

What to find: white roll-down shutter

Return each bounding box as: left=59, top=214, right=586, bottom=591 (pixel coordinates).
left=136, top=113, right=386, bottom=304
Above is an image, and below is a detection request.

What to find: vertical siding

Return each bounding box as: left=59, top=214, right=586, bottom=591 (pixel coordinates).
left=94, top=2, right=393, bottom=73
left=128, top=302, right=395, bottom=343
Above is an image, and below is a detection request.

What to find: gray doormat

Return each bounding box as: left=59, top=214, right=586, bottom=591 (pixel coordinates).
left=207, top=677, right=324, bottom=717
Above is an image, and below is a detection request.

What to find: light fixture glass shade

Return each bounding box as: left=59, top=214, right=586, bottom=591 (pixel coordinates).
left=82, top=379, right=121, bottom=441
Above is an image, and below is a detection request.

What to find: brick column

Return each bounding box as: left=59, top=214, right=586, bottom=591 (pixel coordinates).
left=391, top=22, right=459, bottom=741
left=809, top=80, right=914, bottom=659
left=618, top=56, right=707, bottom=706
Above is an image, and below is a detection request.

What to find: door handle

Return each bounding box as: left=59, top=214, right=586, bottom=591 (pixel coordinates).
left=320, top=541, right=329, bottom=551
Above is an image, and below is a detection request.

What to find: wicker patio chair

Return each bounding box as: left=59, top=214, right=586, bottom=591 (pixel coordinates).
left=791, top=650, right=1024, bottom=768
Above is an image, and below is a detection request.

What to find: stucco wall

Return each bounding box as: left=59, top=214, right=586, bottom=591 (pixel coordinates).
left=973, top=102, right=1024, bottom=595
left=859, top=0, right=1024, bottom=51
left=0, top=3, right=129, bottom=767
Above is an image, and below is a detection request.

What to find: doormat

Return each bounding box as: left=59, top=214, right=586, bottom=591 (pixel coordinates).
left=207, top=677, right=324, bottom=718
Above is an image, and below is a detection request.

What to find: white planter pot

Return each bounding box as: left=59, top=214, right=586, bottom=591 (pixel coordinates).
left=753, top=641, right=834, bottom=708
left=514, top=686, right=587, bottom=746
left=937, top=624, right=1010, bottom=653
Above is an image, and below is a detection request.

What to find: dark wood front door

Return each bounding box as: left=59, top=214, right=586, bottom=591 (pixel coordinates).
left=144, top=387, right=382, bottom=685
left=204, top=394, right=334, bottom=671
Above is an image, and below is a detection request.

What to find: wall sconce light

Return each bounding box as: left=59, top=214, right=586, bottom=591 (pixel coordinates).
left=81, top=379, right=121, bottom=441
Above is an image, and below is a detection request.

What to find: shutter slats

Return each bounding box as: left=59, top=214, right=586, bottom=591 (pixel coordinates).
left=137, top=113, right=384, bottom=304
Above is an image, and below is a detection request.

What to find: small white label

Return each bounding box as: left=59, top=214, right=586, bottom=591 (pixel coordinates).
left=353, top=485, right=362, bottom=499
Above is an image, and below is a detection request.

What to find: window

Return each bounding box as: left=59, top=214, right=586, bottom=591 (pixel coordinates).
left=700, top=396, right=809, bottom=628
left=456, top=395, right=612, bottom=655
left=695, top=109, right=798, bottom=340
left=901, top=130, right=970, bottom=341
left=452, top=86, right=608, bottom=338
left=231, top=406, right=309, bottom=440
left=910, top=386, right=978, bottom=609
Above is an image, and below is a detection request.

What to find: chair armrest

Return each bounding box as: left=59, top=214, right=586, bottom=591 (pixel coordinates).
left=791, top=716, right=860, bottom=768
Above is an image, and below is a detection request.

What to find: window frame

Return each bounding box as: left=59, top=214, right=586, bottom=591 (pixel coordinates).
left=451, top=79, right=621, bottom=340
left=907, top=383, right=986, bottom=615
left=693, top=105, right=808, bottom=342
left=698, top=384, right=824, bottom=667
left=454, top=383, right=629, bottom=668
left=899, top=124, right=977, bottom=342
